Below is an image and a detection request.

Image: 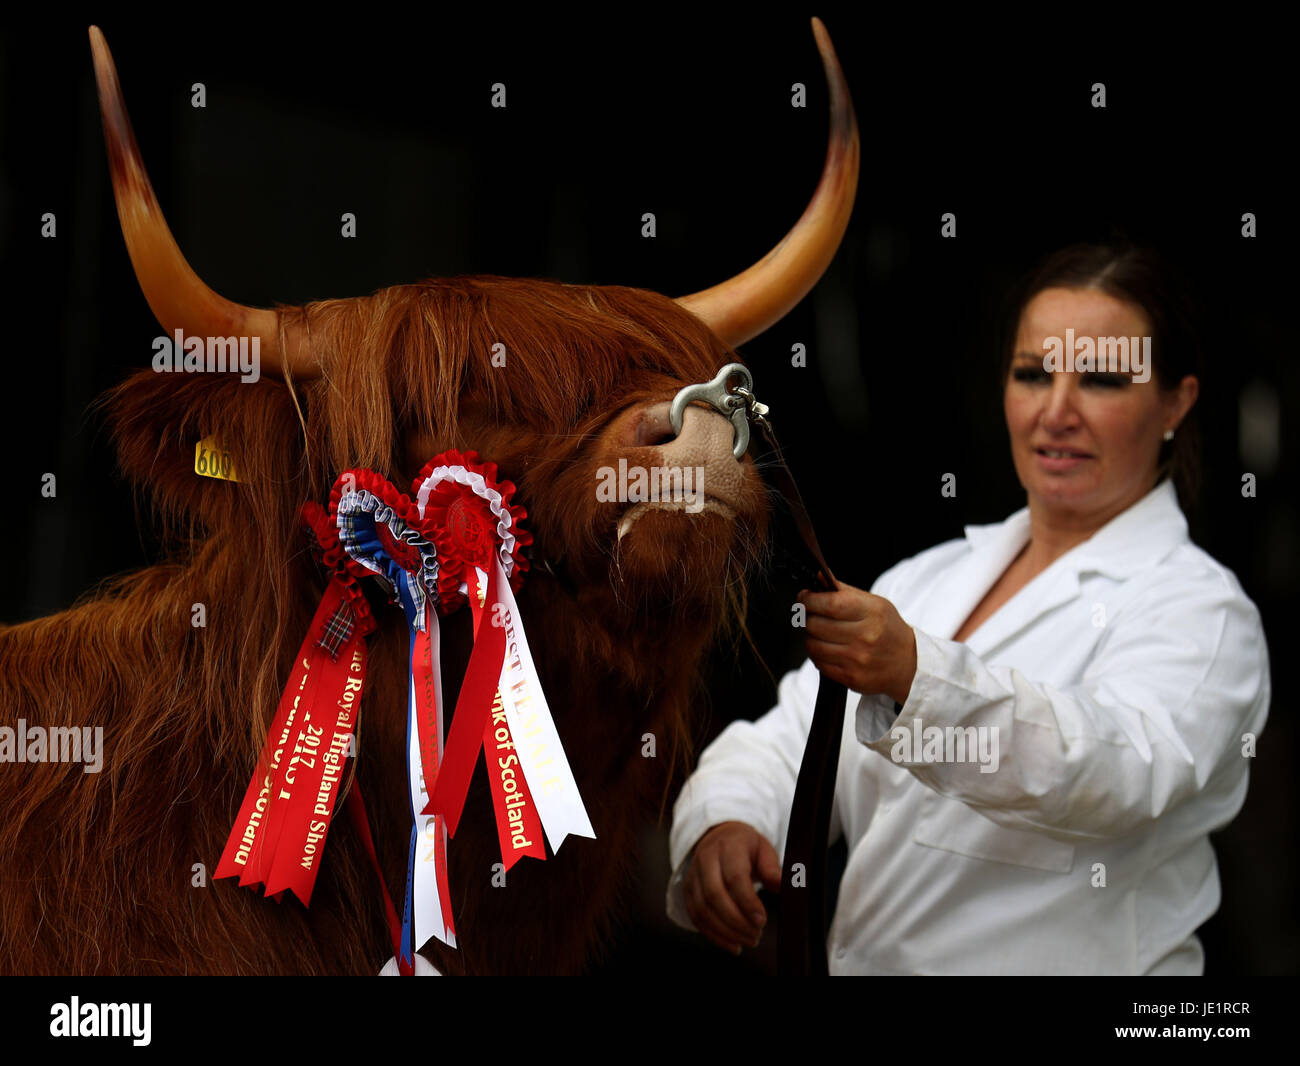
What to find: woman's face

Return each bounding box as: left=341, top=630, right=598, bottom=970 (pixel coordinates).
left=1004, top=286, right=1197, bottom=527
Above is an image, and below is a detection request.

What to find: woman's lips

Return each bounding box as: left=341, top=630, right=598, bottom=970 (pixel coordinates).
left=1034, top=446, right=1093, bottom=472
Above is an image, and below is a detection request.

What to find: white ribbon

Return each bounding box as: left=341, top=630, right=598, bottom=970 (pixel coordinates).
left=484, top=556, right=595, bottom=851
left=379, top=953, right=442, bottom=976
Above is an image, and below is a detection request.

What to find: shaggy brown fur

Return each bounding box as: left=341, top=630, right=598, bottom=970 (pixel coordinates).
left=0, top=276, right=769, bottom=975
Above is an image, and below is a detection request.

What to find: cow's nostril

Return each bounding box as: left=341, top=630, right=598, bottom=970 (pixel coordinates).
left=640, top=425, right=677, bottom=448
left=632, top=403, right=678, bottom=448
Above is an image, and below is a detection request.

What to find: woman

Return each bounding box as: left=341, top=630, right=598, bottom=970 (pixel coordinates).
left=667, top=242, right=1271, bottom=974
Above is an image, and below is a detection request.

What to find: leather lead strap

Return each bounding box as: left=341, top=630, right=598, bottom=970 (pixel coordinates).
left=755, top=420, right=847, bottom=978
left=755, top=422, right=837, bottom=590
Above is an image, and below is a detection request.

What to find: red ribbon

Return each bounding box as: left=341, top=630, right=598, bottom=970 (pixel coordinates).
left=216, top=577, right=362, bottom=900
left=262, top=634, right=366, bottom=904
left=411, top=614, right=440, bottom=811
left=345, top=783, right=412, bottom=976
left=217, top=503, right=377, bottom=905
left=427, top=560, right=505, bottom=834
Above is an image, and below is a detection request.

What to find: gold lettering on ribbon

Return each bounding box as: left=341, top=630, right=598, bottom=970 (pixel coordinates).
left=504, top=634, right=563, bottom=797
left=491, top=689, right=534, bottom=851
left=300, top=644, right=364, bottom=872
left=234, top=656, right=312, bottom=867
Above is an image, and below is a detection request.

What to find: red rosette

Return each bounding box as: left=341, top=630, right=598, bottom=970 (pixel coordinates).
left=298, top=500, right=377, bottom=638
left=409, top=450, right=531, bottom=613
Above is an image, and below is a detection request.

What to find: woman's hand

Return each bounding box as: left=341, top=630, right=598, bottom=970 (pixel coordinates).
left=683, top=821, right=782, bottom=954
left=799, top=584, right=918, bottom=705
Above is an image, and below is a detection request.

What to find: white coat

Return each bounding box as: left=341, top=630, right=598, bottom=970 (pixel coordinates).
left=667, top=478, right=1271, bottom=974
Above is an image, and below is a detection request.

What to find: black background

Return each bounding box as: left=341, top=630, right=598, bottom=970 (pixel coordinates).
left=1, top=7, right=1295, bottom=975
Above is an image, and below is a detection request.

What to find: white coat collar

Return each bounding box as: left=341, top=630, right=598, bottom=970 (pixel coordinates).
left=962, top=477, right=1188, bottom=579
left=922, top=479, right=1188, bottom=653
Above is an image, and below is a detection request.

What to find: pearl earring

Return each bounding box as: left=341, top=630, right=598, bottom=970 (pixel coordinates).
left=1163, top=429, right=1175, bottom=441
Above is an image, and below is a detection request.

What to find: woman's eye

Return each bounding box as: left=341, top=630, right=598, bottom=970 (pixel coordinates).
left=1082, top=372, right=1129, bottom=388
left=1012, top=366, right=1131, bottom=388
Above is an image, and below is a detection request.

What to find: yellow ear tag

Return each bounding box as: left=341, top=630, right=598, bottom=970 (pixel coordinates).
left=194, top=436, right=240, bottom=482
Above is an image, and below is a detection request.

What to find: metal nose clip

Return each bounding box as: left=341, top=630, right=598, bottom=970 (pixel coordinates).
left=669, top=363, right=768, bottom=460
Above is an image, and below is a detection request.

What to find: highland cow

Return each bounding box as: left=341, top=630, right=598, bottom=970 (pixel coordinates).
left=0, top=21, right=857, bottom=975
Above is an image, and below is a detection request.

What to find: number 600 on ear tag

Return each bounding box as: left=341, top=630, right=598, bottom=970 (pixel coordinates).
left=194, top=436, right=240, bottom=482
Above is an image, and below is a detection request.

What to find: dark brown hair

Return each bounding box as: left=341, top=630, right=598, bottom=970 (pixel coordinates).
left=997, top=241, right=1205, bottom=513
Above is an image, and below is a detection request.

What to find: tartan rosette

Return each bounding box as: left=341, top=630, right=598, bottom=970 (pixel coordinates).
left=300, top=500, right=377, bottom=640
left=330, top=468, right=439, bottom=631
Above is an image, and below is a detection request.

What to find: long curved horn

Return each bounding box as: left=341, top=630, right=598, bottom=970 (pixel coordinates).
left=88, top=26, right=314, bottom=378
left=675, top=17, right=859, bottom=349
